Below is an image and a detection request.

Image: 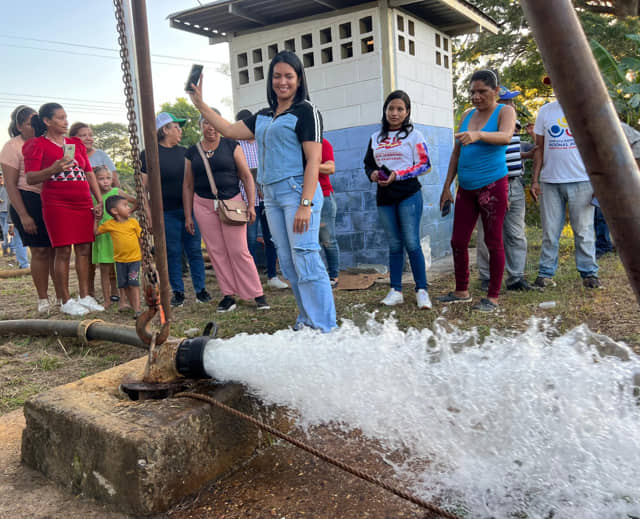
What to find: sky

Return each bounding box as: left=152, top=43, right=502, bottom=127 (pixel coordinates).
left=0, top=0, right=232, bottom=136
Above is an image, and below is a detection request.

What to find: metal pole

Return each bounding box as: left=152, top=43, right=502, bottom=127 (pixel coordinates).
left=130, top=0, right=172, bottom=318
left=520, top=0, right=640, bottom=305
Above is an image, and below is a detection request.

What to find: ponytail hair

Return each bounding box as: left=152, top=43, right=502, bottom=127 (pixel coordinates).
left=32, top=102, right=64, bottom=137
left=9, top=105, right=36, bottom=137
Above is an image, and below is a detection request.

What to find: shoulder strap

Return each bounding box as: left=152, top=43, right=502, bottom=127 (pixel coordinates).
left=195, top=142, right=218, bottom=198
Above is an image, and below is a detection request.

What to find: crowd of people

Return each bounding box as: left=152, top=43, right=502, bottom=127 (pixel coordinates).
left=1, top=49, right=638, bottom=328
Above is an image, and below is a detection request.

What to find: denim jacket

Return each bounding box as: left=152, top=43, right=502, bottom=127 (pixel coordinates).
left=245, top=100, right=323, bottom=186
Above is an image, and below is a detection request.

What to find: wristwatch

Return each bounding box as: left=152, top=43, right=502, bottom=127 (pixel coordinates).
left=301, top=198, right=314, bottom=207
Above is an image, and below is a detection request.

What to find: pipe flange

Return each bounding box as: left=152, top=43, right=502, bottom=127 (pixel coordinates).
left=76, top=319, right=105, bottom=347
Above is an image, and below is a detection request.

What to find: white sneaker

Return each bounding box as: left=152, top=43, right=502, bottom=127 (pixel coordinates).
left=381, top=289, right=404, bottom=306
left=77, top=295, right=105, bottom=312
left=60, top=299, right=89, bottom=316
left=267, top=276, right=288, bottom=289
left=37, top=298, right=51, bottom=314
left=416, top=289, right=432, bottom=309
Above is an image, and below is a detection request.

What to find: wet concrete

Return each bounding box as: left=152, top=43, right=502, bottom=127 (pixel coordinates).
left=21, top=357, right=289, bottom=516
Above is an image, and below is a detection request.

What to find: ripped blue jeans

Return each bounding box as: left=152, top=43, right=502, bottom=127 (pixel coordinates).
left=263, top=176, right=336, bottom=332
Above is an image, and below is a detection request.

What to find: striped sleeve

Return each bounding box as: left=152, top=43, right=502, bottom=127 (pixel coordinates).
left=295, top=101, right=323, bottom=143
left=395, top=132, right=431, bottom=180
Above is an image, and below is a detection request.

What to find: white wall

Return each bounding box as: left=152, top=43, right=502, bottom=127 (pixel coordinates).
left=393, top=9, right=453, bottom=129
left=229, top=8, right=384, bottom=130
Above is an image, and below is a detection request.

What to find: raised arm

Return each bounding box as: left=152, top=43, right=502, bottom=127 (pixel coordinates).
left=455, top=105, right=516, bottom=146
left=188, top=77, right=254, bottom=141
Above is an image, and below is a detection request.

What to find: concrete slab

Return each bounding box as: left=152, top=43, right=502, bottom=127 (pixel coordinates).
left=21, top=357, right=285, bottom=516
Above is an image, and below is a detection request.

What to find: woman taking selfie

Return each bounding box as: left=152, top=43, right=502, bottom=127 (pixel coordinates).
left=24, top=103, right=105, bottom=315
left=189, top=51, right=335, bottom=332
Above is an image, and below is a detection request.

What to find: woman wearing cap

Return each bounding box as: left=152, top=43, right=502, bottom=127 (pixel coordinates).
left=437, top=69, right=516, bottom=312
left=24, top=102, right=105, bottom=316
left=0, top=105, right=55, bottom=312
left=140, top=112, right=210, bottom=307
left=188, top=51, right=336, bottom=332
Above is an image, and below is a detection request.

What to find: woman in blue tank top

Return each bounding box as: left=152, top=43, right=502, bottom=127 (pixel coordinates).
left=437, top=70, right=516, bottom=312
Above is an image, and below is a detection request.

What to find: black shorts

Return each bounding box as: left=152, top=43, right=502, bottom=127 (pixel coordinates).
left=10, top=190, right=51, bottom=248
left=115, top=260, right=141, bottom=288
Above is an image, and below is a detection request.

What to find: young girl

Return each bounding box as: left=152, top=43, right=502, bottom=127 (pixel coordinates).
left=92, top=166, right=137, bottom=309
left=363, top=90, right=433, bottom=309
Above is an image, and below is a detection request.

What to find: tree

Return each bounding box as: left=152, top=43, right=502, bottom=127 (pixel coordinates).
left=591, top=34, right=640, bottom=127
left=453, top=1, right=640, bottom=118
left=158, top=98, right=202, bottom=148
left=91, top=122, right=132, bottom=164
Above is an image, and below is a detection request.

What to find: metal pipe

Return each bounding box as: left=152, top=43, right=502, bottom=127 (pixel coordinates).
left=520, top=0, right=640, bottom=305
left=130, top=0, right=172, bottom=319
left=0, top=319, right=148, bottom=349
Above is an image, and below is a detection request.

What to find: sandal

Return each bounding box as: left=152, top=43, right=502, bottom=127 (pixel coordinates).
left=436, top=291, right=472, bottom=304
left=472, top=298, right=499, bottom=312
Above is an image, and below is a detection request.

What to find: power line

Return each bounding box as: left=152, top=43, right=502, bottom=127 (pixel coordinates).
left=0, top=34, right=227, bottom=66
left=0, top=92, right=124, bottom=107
left=0, top=43, right=201, bottom=68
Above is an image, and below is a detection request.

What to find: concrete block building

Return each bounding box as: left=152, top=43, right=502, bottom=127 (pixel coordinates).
left=169, top=1, right=497, bottom=267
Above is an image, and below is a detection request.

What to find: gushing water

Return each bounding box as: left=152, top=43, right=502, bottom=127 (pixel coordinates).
left=203, top=315, right=640, bottom=518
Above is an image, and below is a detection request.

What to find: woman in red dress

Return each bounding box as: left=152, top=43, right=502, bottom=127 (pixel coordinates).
left=24, top=103, right=105, bottom=315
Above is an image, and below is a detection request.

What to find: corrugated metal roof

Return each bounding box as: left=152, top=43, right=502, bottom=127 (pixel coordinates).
left=168, top=0, right=498, bottom=40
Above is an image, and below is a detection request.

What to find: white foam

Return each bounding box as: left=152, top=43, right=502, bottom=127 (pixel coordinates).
left=203, top=316, right=640, bottom=518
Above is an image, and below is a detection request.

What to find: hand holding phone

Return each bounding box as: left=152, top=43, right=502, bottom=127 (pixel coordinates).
left=378, top=165, right=392, bottom=181
left=441, top=200, right=452, bottom=217
left=185, top=64, right=203, bottom=92
left=63, top=143, right=76, bottom=162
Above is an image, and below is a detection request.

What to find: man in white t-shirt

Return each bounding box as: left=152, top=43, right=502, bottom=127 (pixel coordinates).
left=530, top=100, right=600, bottom=289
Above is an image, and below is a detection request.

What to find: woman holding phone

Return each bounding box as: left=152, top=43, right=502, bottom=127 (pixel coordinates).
left=363, top=90, right=433, bottom=309
left=24, top=103, right=104, bottom=315
left=188, top=51, right=336, bottom=332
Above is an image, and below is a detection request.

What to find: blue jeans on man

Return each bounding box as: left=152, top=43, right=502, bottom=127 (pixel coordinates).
left=12, top=227, right=29, bottom=268
left=376, top=190, right=427, bottom=292
left=247, top=201, right=278, bottom=279
left=594, top=206, right=614, bottom=257
left=163, top=208, right=206, bottom=295
left=263, top=176, right=336, bottom=332
left=319, top=192, right=340, bottom=280
left=538, top=181, right=598, bottom=279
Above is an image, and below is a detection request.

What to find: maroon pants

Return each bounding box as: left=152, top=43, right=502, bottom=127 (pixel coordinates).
left=451, top=176, right=508, bottom=299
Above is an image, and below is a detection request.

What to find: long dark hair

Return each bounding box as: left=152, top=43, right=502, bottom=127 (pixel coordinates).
left=470, top=69, right=499, bottom=89
left=31, top=103, right=64, bottom=137
left=378, top=90, right=413, bottom=143
left=266, top=51, right=310, bottom=111
left=9, top=105, right=36, bottom=137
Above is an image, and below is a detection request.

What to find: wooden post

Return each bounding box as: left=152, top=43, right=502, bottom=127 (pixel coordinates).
left=130, top=0, right=172, bottom=319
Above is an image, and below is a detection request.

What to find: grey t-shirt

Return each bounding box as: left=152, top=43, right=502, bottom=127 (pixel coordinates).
left=89, top=149, right=116, bottom=171
left=621, top=122, right=640, bottom=159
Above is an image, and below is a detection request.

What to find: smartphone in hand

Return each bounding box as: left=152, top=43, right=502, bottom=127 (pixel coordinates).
left=378, top=164, right=392, bottom=181
left=185, top=64, right=203, bottom=92
left=441, top=200, right=452, bottom=217
left=63, top=143, right=76, bottom=161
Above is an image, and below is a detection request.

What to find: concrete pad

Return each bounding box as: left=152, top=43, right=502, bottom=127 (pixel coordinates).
left=21, top=357, right=284, bottom=516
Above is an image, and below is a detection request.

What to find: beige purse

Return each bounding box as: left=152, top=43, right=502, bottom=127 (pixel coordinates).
left=196, top=142, right=249, bottom=226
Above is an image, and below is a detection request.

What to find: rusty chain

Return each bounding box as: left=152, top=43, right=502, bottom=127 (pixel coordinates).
left=176, top=391, right=461, bottom=519
left=113, top=0, right=168, bottom=344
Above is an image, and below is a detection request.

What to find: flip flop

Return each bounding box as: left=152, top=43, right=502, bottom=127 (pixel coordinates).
left=436, top=291, right=472, bottom=303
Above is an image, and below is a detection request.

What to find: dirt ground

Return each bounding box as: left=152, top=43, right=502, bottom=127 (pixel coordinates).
left=1, top=243, right=638, bottom=519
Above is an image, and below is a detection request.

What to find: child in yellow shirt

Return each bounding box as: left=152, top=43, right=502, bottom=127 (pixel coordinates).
left=96, top=195, right=142, bottom=316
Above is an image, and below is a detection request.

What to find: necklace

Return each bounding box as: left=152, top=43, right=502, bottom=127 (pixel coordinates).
left=201, top=140, right=217, bottom=158
left=46, top=135, right=65, bottom=147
